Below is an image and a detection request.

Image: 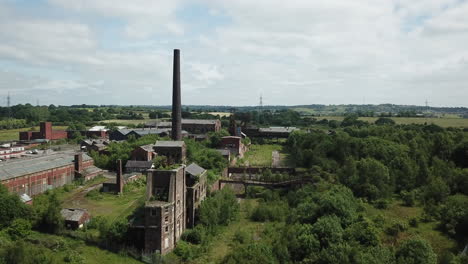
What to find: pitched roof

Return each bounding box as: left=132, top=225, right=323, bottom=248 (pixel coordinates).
left=182, top=119, right=219, bottom=125
left=0, top=152, right=92, bottom=181
left=139, top=144, right=156, bottom=152
left=259, top=127, right=299, bottom=133
left=216, top=149, right=230, bottom=156
left=60, top=208, right=88, bottom=222
left=186, top=163, right=206, bottom=177
left=155, top=141, right=185, bottom=148
left=125, top=160, right=153, bottom=169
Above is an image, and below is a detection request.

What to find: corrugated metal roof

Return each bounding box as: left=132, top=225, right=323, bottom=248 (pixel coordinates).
left=259, top=127, right=299, bottom=133
left=155, top=141, right=185, bottom=148
left=0, top=152, right=92, bottom=181
left=61, top=208, right=88, bottom=222
left=125, top=160, right=153, bottom=169
left=186, top=163, right=206, bottom=177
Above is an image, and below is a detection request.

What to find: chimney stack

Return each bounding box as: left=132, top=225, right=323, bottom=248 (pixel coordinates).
left=172, top=49, right=182, bottom=141
left=116, top=159, right=124, bottom=194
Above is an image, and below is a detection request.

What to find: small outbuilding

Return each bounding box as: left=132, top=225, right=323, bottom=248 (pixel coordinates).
left=61, top=208, right=90, bottom=230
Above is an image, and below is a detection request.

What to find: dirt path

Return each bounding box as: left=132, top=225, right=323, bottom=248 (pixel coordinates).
left=272, top=150, right=281, bottom=167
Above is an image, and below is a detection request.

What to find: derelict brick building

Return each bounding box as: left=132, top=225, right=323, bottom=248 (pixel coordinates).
left=0, top=152, right=101, bottom=197
left=141, top=49, right=208, bottom=254
left=19, top=122, right=107, bottom=141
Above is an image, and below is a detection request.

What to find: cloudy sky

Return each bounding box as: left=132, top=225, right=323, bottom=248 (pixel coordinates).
left=0, top=0, right=467, bottom=107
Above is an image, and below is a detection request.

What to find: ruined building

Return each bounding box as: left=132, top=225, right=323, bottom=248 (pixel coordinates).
left=142, top=49, right=208, bottom=254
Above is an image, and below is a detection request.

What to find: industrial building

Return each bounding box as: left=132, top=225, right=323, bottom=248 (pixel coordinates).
left=141, top=49, right=208, bottom=255
left=0, top=152, right=102, bottom=197
left=144, top=119, right=221, bottom=134
left=19, top=122, right=107, bottom=141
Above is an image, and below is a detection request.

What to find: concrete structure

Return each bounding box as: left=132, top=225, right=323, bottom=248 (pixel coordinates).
left=242, top=126, right=299, bottom=138
left=154, top=141, right=186, bottom=164
left=126, top=160, right=154, bottom=173
left=109, top=128, right=172, bottom=141
left=220, top=136, right=247, bottom=158
left=185, top=163, right=207, bottom=228
left=145, top=119, right=221, bottom=134
left=0, top=152, right=101, bottom=197
left=20, top=122, right=107, bottom=141
left=61, top=208, right=90, bottom=229
left=0, top=145, right=26, bottom=160
left=131, top=144, right=156, bottom=161
left=172, top=49, right=182, bottom=141
left=145, top=166, right=186, bottom=254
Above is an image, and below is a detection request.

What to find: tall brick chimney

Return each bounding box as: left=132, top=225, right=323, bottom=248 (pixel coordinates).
left=74, top=153, right=83, bottom=174
left=40, top=122, right=52, bottom=140
left=172, top=49, right=182, bottom=141
left=116, top=159, right=124, bottom=194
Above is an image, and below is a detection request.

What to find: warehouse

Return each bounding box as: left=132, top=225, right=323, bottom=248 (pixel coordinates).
left=0, top=152, right=102, bottom=197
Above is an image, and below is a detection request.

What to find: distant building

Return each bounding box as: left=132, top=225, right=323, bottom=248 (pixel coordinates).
left=242, top=126, right=299, bottom=138
left=0, top=152, right=102, bottom=197
left=154, top=141, right=186, bottom=164
left=61, top=208, right=90, bottom=229
left=19, top=122, right=107, bottom=141
left=125, top=160, right=154, bottom=173
left=109, top=128, right=172, bottom=141
left=185, top=163, right=207, bottom=228
left=131, top=144, right=157, bottom=161
left=220, top=136, right=247, bottom=158
left=144, top=119, right=221, bottom=134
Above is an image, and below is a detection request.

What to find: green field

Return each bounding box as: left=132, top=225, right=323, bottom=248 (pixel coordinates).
left=364, top=200, right=457, bottom=255
left=238, top=144, right=285, bottom=167
left=166, top=199, right=263, bottom=263
left=60, top=180, right=146, bottom=221
left=318, top=116, right=468, bottom=128
left=0, top=126, right=68, bottom=141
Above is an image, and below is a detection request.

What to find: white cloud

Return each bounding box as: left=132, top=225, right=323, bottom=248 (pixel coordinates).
left=0, top=0, right=467, bottom=106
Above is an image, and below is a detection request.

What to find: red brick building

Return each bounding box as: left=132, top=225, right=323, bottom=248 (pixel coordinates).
left=131, top=144, right=156, bottom=161
left=0, top=152, right=102, bottom=197
left=220, top=136, right=247, bottom=158
left=19, top=122, right=107, bottom=141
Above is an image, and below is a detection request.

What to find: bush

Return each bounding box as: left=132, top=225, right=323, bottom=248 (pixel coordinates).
left=251, top=202, right=288, bottom=222
left=396, top=238, right=436, bottom=264
left=401, top=190, right=417, bottom=207
left=233, top=229, right=250, bottom=244
left=7, top=218, right=32, bottom=239
left=409, top=218, right=418, bottom=228
left=374, top=199, right=390, bottom=209
left=182, top=226, right=205, bottom=245
left=85, top=189, right=103, bottom=200
left=173, top=240, right=198, bottom=261
left=385, top=221, right=409, bottom=237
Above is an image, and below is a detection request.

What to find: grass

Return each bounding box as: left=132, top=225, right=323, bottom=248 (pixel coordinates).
left=207, top=112, right=231, bottom=117
left=239, top=144, right=285, bottom=167
left=0, top=126, right=68, bottom=141
left=363, top=200, right=457, bottom=255
left=60, top=178, right=146, bottom=221
left=316, top=116, right=468, bottom=128
left=26, top=232, right=142, bottom=264
left=181, top=199, right=264, bottom=264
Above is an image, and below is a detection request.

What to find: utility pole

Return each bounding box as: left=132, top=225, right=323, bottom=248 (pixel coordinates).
left=7, top=92, right=11, bottom=119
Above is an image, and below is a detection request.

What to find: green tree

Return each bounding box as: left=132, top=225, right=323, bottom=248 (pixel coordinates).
left=395, top=238, right=436, bottom=264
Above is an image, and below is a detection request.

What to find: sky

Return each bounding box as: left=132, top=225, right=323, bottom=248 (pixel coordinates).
left=0, top=0, right=467, bottom=107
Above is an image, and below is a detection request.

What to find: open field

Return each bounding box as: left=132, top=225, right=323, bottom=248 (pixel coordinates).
left=0, top=126, right=68, bottom=141
left=60, top=180, right=146, bottom=221
left=100, top=119, right=156, bottom=125
left=208, top=112, right=231, bottom=117
left=238, top=144, right=285, bottom=167
left=167, top=199, right=264, bottom=264
left=364, top=200, right=458, bottom=255
left=26, top=232, right=142, bottom=264
left=318, top=116, right=468, bottom=128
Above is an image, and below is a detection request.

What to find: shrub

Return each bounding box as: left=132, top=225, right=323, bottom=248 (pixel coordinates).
left=374, top=199, right=390, bottom=209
